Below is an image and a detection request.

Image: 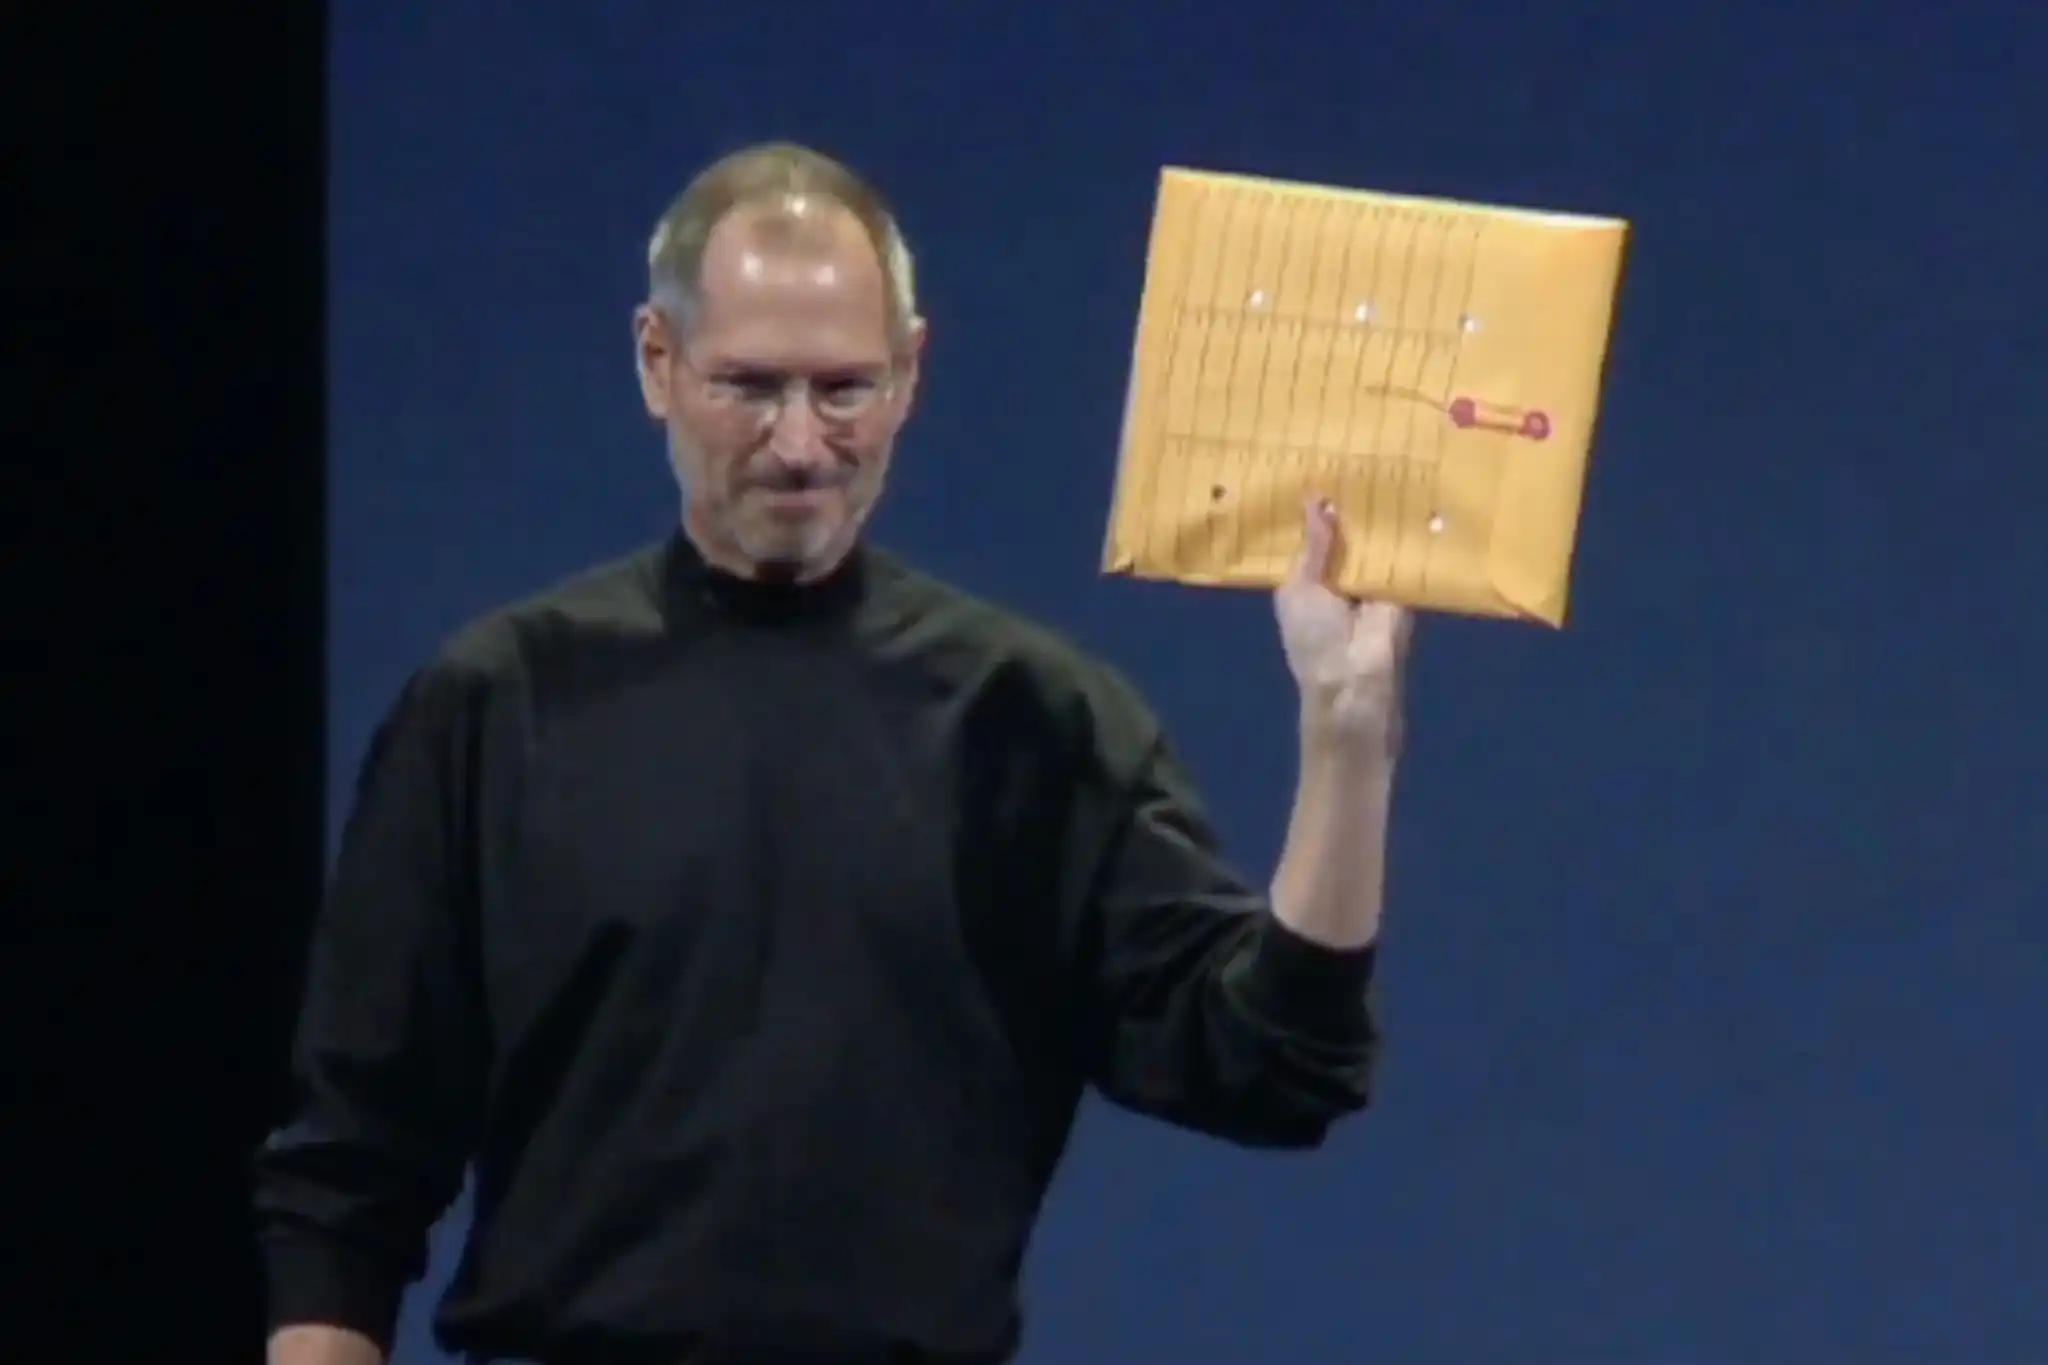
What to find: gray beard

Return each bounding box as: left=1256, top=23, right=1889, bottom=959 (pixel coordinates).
left=668, top=435, right=889, bottom=581
left=732, top=513, right=844, bottom=575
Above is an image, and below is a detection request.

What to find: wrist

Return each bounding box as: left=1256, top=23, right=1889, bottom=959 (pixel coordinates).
left=1298, top=698, right=1402, bottom=774
left=1297, top=726, right=1399, bottom=795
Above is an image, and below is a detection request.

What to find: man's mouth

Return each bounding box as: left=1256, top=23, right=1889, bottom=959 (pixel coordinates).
left=752, top=482, right=843, bottom=516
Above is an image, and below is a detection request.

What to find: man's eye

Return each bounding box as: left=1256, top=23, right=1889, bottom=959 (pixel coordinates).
left=719, top=376, right=784, bottom=402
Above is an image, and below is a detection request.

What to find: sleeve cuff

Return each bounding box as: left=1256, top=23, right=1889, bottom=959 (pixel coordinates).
left=260, top=1231, right=406, bottom=1350
left=1228, top=917, right=1377, bottom=1040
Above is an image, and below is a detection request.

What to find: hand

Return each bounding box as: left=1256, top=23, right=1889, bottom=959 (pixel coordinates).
left=1275, top=499, right=1414, bottom=760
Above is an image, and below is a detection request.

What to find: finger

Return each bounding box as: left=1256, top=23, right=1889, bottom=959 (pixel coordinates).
left=1292, top=497, right=1337, bottom=584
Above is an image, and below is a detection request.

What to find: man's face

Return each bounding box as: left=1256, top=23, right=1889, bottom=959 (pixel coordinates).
left=635, top=198, right=922, bottom=581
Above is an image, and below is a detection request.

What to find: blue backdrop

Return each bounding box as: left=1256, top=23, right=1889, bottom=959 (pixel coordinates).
left=330, top=4, right=2047, bottom=1361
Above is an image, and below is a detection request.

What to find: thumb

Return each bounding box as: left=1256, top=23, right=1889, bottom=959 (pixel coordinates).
left=1292, top=497, right=1337, bottom=585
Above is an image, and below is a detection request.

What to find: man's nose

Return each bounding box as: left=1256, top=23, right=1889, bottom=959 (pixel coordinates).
left=766, top=387, right=831, bottom=454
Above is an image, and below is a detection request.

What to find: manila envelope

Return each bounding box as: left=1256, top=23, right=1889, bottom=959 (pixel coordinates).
left=1101, top=167, right=1628, bottom=626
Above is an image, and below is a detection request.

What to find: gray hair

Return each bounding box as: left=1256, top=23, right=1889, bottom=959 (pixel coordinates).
left=646, top=141, right=919, bottom=348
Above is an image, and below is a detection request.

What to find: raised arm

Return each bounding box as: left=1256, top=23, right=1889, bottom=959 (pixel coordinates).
left=1069, top=728, right=1383, bottom=1149
left=255, top=661, right=492, bottom=1363
left=1070, top=501, right=1410, bottom=1148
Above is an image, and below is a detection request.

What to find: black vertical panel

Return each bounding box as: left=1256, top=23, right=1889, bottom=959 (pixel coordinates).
left=10, top=9, right=327, bottom=1362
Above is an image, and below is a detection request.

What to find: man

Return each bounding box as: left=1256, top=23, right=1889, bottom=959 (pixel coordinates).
left=257, top=142, right=1411, bottom=1365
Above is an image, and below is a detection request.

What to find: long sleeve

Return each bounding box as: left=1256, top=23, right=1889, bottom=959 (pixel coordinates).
left=1073, top=733, right=1380, bottom=1149
left=252, top=661, right=492, bottom=1349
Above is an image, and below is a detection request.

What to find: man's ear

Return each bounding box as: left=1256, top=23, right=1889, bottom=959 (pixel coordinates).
left=894, top=314, right=930, bottom=409
left=632, top=305, right=673, bottom=420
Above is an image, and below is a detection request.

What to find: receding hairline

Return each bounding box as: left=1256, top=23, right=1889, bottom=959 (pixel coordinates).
left=646, top=142, right=918, bottom=337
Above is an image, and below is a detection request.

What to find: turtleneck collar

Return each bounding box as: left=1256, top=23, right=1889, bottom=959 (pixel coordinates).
left=660, top=528, right=870, bottom=627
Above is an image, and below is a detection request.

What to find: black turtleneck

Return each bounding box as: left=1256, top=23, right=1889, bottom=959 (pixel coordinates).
left=255, top=533, right=1380, bottom=1365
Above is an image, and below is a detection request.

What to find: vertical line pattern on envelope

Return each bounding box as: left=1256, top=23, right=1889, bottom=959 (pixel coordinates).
left=1244, top=192, right=1288, bottom=571
left=1373, top=206, right=1411, bottom=590
left=1293, top=195, right=1343, bottom=581
left=1381, top=208, right=1412, bottom=594
left=1416, top=215, right=1447, bottom=589
left=1241, top=191, right=1281, bottom=572
left=1144, top=180, right=1188, bottom=575
left=1229, top=192, right=1269, bottom=570
left=1207, top=191, right=1258, bottom=576
left=1394, top=211, right=1442, bottom=596
left=1317, top=197, right=1360, bottom=586
left=1387, top=211, right=1425, bottom=595
left=1401, top=213, right=1453, bottom=597
left=1146, top=179, right=1203, bottom=576
left=1316, top=199, right=1346, bottom=573
left=1138, top=179, right=1187, bottom=573
left=1369, top=210, right=1422, bottom=591
left=1165, top=183, right=1229, bottom=574
left=1185, top=183, right=1242, bottom=576
left=1336, top=201, right=1383, bottom=590
left=1355, top=203, right=1391, bottom=588
left=1417, top=217, right=1485, bottom=600
left=1133, top=178, right=1199, bottom=577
